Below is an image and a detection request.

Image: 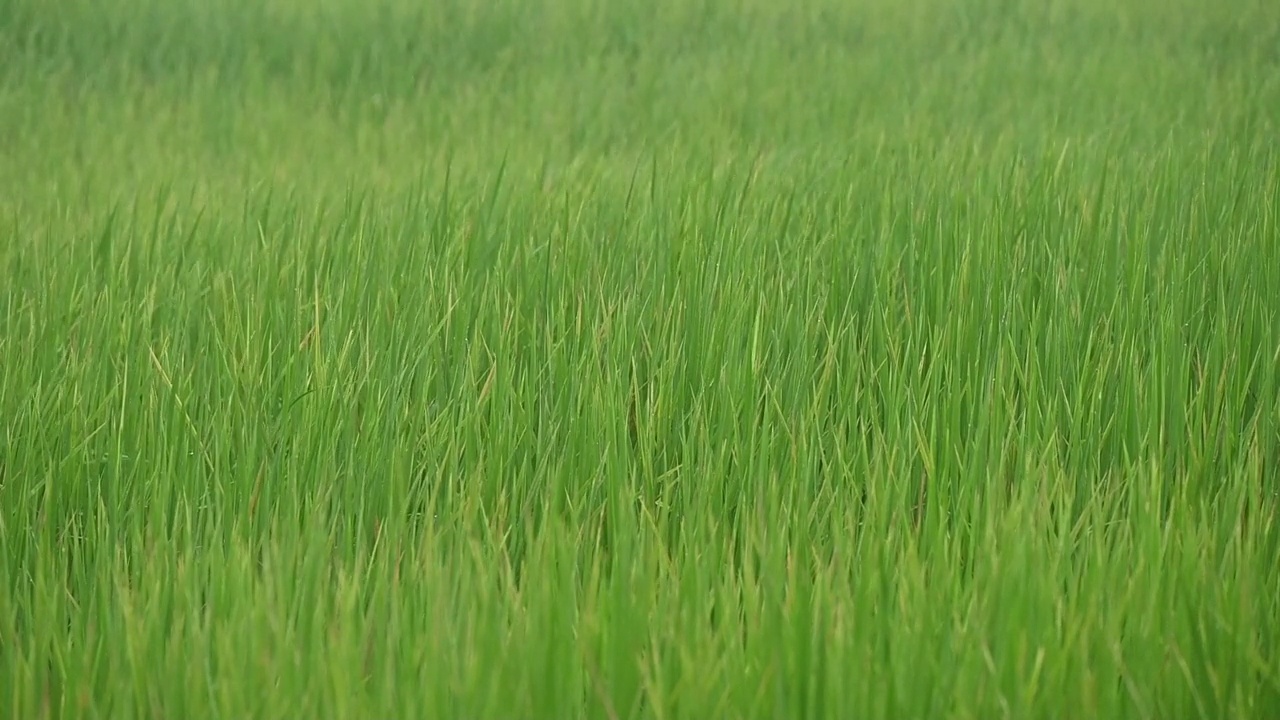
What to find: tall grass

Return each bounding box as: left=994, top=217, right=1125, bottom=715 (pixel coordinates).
left=1, top=0, right=1278, bottom=717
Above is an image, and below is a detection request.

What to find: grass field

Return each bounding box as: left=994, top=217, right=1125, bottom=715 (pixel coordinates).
left=2, top=0, right=1279, bottom=717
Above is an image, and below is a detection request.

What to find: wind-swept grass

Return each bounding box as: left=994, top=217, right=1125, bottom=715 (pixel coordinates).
left=1, top=0, right=1279, bottom=717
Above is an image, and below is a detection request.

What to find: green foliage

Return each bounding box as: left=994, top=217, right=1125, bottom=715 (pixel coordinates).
left=1, top=0, right=1278, bottom=717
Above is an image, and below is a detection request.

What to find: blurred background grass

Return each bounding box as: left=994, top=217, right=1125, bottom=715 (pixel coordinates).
left=2, top=0, right=1277, bottom=207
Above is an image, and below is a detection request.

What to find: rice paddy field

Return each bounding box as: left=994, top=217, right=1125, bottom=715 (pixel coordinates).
left=2, top=0, right=1279, bottom=717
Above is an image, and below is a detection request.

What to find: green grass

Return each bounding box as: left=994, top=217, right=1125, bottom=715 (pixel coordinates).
left=2, top=0, right=1279, bottom=717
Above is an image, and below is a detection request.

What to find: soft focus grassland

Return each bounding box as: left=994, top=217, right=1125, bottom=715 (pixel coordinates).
left=1, top=0, right=1279, bottom=717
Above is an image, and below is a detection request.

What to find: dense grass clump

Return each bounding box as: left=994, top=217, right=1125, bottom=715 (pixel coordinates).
left=2, top=0, right=1279, bottom=717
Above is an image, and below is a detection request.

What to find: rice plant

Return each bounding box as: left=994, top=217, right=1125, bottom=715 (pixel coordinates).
left=1, top=0, right=1278, bottom=717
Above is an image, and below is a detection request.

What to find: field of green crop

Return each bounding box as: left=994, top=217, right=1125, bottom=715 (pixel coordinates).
left=2, top=0, right=1279, bottom=717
